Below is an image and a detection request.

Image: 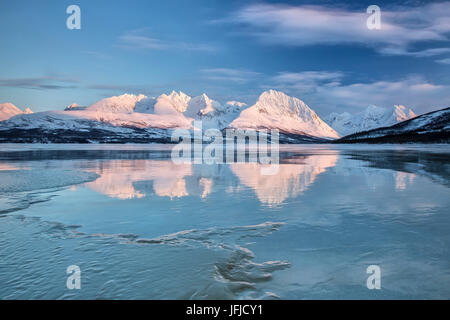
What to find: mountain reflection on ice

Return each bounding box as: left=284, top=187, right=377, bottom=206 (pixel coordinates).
left=78, top=152, right=339, bottom=205
left=84, top=160, right=193, bottom=199
left=0, top=144, right=449, bottom=299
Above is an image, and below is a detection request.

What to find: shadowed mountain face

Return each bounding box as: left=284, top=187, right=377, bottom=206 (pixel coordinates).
left=336, top=107, right=450, bottom=144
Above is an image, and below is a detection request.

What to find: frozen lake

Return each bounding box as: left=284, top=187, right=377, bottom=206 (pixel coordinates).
left=0, top=144, right=449, bottom=299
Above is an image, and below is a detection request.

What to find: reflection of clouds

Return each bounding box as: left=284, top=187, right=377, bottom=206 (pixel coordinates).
left=0, top=163, right=29, bottom=171
left=395, top=171, right=416, bottom=190
left=85, top=160, right=192, bottom=199
left=230, top=154, right=338, bottom=205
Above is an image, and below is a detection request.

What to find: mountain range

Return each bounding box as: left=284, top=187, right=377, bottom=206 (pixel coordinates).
left=335, top=107, right=450, bottom=143
left=0, top=90, right=448, bottom=143
left=325, top=105, right=417, bottom=136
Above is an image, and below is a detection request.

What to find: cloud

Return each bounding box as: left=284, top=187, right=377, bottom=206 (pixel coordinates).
left=264, top=74, right=450, bottom=115
left=379, top=47, right=450, bottom=57
left=0, top=76, right=79, bottom=90
left=436, top=58, right=450, bottom=64
left=200, top=67, right=450, bottom=114
left=81, top=51, right=112, bottom=60
left=200, top=68, right=261, bottom=83
left=118, top=29, right=215, bottom=52
left=224, top=2, right=450, bottom=57
left=272, top=71, right=344, bottom=84
left=86, top=84, right=147, bottom=92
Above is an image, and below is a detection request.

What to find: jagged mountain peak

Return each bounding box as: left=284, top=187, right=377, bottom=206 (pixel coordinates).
left=255, top=90, right=315, bottom=118
left=185, top=93, right=218, bottom=118
left=230, top=90, right=339, bottom=139
left=393, top=105, right=417, bottom=121
left=168, top=90, right=190, bottom=100
left=0, top=103, right=32, bottom=121
left=325, top=104, right=417, bottom=136
left=0, top=102, right=22, bottom=113
left=154, top=91, right=191, bottom=114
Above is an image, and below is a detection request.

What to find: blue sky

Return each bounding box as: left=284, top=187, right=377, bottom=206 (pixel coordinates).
left=0, top=0, right=449, bottom=116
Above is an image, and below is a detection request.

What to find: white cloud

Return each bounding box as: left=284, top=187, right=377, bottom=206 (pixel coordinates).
left=200, top=68, right=261, bottom=83
left=436, top=58, right=450, bottom=64
left=119, top=30, right=215, bottom=52
left=81, top=51, right=112, bottom=60
left=271, top=71, right=344, bottom=86
left=225, top=2, right=450, bottom=57
left=272, top=71, right=344, bottom=84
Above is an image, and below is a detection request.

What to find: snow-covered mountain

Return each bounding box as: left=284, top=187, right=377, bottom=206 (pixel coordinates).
left=86, top=94, right=148, bottom=113
left=0, top=103, right=32, bottom=121
left=325, top=105, right=417, bottom=136
left=0, top=91, right=241, bottom=143
left=133, top=91, right=191, bottom=115
left=184, top=94, right=247, bottom=129
left=0, top=94, right=183, bottom=136
left=336, top=107, right=449, bottom=143
left=230, top=90, right=339, bottom=139
left=9, top=90, right=440, bottom=143
left=226, top=101, right=247, bottom=108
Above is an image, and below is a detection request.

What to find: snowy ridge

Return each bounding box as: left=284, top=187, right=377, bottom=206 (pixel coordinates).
left=325, top=105, right=417, bottom=136
left=86, top=94, right=147, bottom=113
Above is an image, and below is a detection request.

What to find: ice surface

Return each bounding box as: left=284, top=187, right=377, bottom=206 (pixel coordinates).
left=0, top=144, right=449, bottom=299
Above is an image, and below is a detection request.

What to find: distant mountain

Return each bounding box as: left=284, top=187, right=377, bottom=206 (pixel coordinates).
left=64, top=103, right=86, bottom=111
left=0, top=103, right=32, bottom=121
left=335, top=107, right=450, bottom=143
left=226, top=101, right=247, bottom=108
left=230, top=90, right=339, bottom=140
left=325, top=105, right=417, bottom=136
